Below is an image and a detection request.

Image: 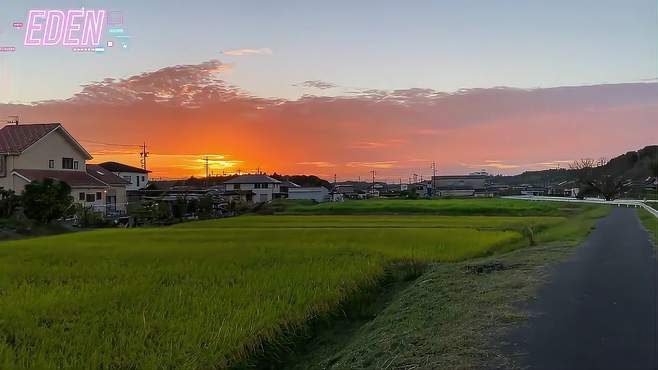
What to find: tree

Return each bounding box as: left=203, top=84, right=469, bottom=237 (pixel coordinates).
left=0, top=188, right=20, bottom=218
left=569, top=158, right=627, bottom=201
left=21, top=179, right=73, bottom=223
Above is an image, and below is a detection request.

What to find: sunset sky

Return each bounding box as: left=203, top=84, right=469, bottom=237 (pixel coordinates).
left=0, top=1, right=656, bottom=181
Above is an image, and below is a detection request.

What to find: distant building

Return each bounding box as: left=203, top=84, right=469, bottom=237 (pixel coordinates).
left=279, top=179, right=301, bottom=197
left=410, top=181, right=432, bottom=198
left=469, top=169, right=491, bottom=176
left=288, top=186, right=330, bottom=202
left=520, top=186, right=547, bottom=196
left=333, top=184, right=355, bottom=196
left=98, top=161, right=151, bottom=191
left=432, top=175, right=489, bottom=197
left=223, top=174, right=281, bottom=203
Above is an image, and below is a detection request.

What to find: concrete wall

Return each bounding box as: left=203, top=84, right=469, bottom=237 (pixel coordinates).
left=288, top=187, right=329, bottom=202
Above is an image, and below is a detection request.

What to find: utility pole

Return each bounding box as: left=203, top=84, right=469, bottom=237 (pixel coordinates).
left=140, top=142, right=149, bottom=171
left=334, top=174, right=337, bottom=184
left=204, top=156, right=209, bottom=187
left=370, top=170, right=376, bottom=185
left=432, top=161, right=437, bottom=178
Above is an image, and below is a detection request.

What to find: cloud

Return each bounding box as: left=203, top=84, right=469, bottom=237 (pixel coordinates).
left=222, top=48, right=273, bottom=56
left=67, top=59, right=241, bottom=106
left=297, top=80, right=337, bottom=90
left=346, top=161, right=397, bottom=169
left=476, top=161, right=521, bottom=170
left=2, top=59, right=656, bottom=178
left=350, top=139, right=405, bottom=149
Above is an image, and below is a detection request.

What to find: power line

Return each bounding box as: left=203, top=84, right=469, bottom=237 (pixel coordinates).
left=79, top=138, right=142, bottom=147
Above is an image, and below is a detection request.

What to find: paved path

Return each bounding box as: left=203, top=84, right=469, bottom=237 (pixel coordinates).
left=506, top=208, right=657, bottom=369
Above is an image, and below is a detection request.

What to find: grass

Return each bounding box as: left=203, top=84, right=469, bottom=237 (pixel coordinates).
left=0, top=200, right=604, bottom=369
left=277, top=198, right=567, bottom=216
left=637, top=208, right=657, bottom=246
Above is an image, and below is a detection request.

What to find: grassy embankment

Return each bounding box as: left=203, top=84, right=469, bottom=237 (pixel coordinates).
left=0, top=199, right=605, bottom=369
left=637, top=208, right=657, bottom=246
left=289, top=202, right=611, bottom=369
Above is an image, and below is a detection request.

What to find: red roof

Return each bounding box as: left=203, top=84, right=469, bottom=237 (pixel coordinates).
left=98, top=161, right=150, bottom=173
left=13, top=169, right=107, bottom=188
left=0, top=123, right=60, bottom=154
left=86, top=164, right=130, bottom=185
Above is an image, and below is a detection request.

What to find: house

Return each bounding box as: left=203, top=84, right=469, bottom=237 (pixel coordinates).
left=278, top=179, right=301, bottom=198
left=98, top=161, right=150, bottom=191
left=85, top=164, right=130, bottom=214
left=410, top=181, right=432, bottom=198
left=333, top=184, right=356, bottom=198
left=288, top=186, right=330, bottom=202
left=223, top=174, right=281, bottom=203
left=432, top=175, right=489, bottom=197
left=0, top=123, right=128, bottom=214
left=520, top=186, right=547, bottom=196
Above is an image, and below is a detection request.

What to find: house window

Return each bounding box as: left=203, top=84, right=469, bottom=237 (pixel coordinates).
left=234, top=184, right=240, bottom=190
left=122, top=176, right=132, bottom=183
left=141, top=176, right=145, bottom=182
left=262, top=183, right=269, bottom=189
left=96, top=192, right=102, bottom=200
left=85, top=194, right=95, bottom=202
left=0, top=156, right=5, bottom=178
left=62, top=157, right=74, bottom=169
left=79, top=192, right=85, bottom=201
left=73, top=161, right=79, bottom=170
left=136, top=176, right=140, bottom=187
left=48, top=159, right=54, bottom=169
left=255, top=183, right=261, bottom=189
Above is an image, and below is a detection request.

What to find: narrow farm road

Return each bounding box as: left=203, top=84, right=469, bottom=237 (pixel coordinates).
left=506, top=208, right=657, bottom=370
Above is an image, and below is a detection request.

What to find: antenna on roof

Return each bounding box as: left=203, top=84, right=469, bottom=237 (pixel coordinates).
left=7, top=115, right=19, bottom=125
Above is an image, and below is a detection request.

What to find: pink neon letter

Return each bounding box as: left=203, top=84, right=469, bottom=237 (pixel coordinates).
left=24, top=10, right=46, bottom=46
left=43, top=10, right=65, bottom=46
left=63, top=9, right=84, bottom=46
left=82, top=10, right=106, bottom=46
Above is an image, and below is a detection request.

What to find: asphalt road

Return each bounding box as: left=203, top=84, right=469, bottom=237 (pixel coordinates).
left=506, top=208, right=657, bottom=370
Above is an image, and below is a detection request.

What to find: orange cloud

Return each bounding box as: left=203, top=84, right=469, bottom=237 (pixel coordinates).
left=2, top=60, right=657, bottom=179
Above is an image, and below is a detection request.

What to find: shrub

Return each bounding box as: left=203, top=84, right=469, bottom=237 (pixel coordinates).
left=21, top=179, right=73, bottom=223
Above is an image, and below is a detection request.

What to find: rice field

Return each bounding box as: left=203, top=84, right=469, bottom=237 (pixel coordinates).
left=279, top=198, right=566, bottom=216
left=0, top=202, right=583, bottom=369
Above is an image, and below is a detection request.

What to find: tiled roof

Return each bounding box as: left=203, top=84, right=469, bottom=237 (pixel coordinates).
left=98, top=161, right=150, bottom=173
left=223, top=175, right=281, bottom=184
left=86, top=164, right=130, bottom=185
left=13, top=169, right=107, bottom=188
left=0, top=123, right=60, bottom=154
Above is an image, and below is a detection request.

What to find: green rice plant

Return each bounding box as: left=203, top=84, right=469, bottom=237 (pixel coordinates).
left=0, top=216, right=531, bottom=369
left=280, top=198, right=566, bottom=216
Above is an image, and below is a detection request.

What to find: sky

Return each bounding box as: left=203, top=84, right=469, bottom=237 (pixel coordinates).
left=0, top=1, right=656, bottom=181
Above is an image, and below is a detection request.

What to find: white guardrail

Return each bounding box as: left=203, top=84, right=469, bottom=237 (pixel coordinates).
left=502, top=196, right=658, bottom=218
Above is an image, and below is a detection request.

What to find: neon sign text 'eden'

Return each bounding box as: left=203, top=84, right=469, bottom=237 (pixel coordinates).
left=24, top=9, right=106, bottom=46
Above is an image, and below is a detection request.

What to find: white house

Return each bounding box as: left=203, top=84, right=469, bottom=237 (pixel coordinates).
left=223, top=174, right=281, bottom=203
left=98, top=161, right=150, bottom=191
left=0, top=123, right=128, bottom=214
left=288, top=186, right=330, bottom=202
